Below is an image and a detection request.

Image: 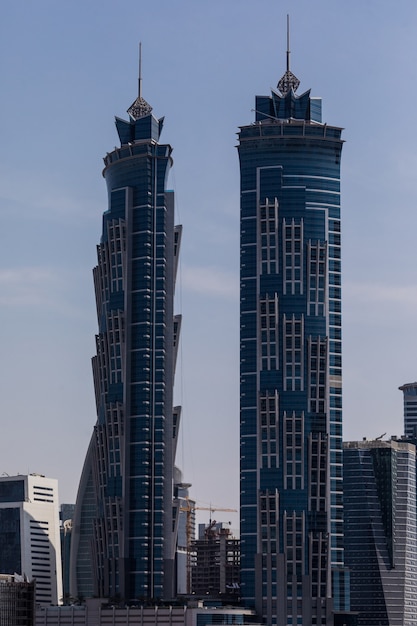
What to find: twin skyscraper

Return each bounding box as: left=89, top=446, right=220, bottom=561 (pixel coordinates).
left=70, top=41, right=351, bottom=626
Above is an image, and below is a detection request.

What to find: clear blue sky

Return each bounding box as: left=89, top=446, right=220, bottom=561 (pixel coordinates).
left=1, top=0, right=417, bottom=529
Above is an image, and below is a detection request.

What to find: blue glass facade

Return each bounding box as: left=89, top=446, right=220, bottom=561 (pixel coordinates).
left=71, top=86, right=181, bottom=602
left=238, top=71, right=347, bottom=624
left=0, top=508, right=21, bottom=575
left=344, top=440, right=417, bottom=625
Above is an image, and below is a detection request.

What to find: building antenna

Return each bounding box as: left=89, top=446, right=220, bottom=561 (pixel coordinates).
left=286, top=14, right=290, bottom=73
left=138, top=42, right=142, bottom=99
left=127, top=41, right=152, bottom=120
left=277, top=14, right=300, bottom=95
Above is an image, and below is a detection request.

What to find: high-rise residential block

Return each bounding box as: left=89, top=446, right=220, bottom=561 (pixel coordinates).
left=0, top=474, right=62, bottom=606
left=70, top=59, right=182, bottom=602
left=343, top=438, right=417, bottom=625
left=238, top=48, right=349, bottom=624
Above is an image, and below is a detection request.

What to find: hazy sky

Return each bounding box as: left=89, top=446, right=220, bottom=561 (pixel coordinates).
left=1, top=0, right=417, bottom=529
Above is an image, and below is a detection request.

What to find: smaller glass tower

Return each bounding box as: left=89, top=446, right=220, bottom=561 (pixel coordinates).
left=399, top=382, right=417, bottom=438
left=344, top=439, right=417, bottom=625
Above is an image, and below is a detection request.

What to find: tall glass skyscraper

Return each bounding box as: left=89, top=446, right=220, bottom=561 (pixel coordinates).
left=238, top=55, right=349, bottom=624
left=70, top=66, right=182, bottom=602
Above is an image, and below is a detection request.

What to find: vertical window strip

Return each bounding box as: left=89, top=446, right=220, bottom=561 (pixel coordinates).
left=259, top=391, right=279, bottom=468
left=283, top=314, right=304, bottom=392
left=259, top=490, right=279, bottom=555
left=259, top=490, right=280, bottom=620
left=308, top=336, right=327, bottom=414
left=107, top=401, right=123, bottom=476
left=284, top=511, right=305, bottom=611
left=259, top=197, right=279, bottom=275
left=283, top=217, right=304, bottom=295
left=308, top=432, right=327, bottom=513
left=96, top=241, right=110, bottom=306
left=108, top=311, right=125, bottom=384
left=283, top=411, right=305, bottom=490
left=259, top=294, right=279, bottom=371
left=307, top=241, right=327, bottom=316
left=308, top=528, right=328, bottom=599
left=107, top=218, right=126, bottom=293
left=96, top=333, right=109, bottom=394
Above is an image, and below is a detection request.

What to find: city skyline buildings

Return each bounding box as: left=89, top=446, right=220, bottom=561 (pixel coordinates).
left=70, top=60, right=182, bottom=601
left=2, top=1, right=417, bottom=534
left=2, top=7, right=416, bottom=620
left=238, top=43, right=348, bottom=624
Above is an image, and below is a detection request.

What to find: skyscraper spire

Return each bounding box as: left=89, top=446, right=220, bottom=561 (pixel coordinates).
left=277, top=14, right=300, bottom=95
left=286, top=13, right=290, bottom=72
left=138, top=41, right=143, bottom=98
left=127, top=41, right=153, bottom=120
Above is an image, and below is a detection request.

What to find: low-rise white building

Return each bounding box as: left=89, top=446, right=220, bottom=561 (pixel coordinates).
left=36, top=599, right=260, bottom=626
left=0, top=474, right=62, bottom=606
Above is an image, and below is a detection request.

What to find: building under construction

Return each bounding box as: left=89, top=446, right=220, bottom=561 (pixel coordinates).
left=0, top=574, right=35, bottom=626
left=191, top=523, right=240, bottom=599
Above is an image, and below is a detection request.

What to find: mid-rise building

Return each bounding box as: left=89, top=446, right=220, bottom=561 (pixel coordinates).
left=0, top=574, right=35, bottom=626
left=0, top=474, right=62, bottom=606
left=70, top=56, right=182, bottom=602
left=238, top=41, right=350, bottom=624
left=399, top=382, right=417, bottom=437
left=343, top=438, right=417, bottom=625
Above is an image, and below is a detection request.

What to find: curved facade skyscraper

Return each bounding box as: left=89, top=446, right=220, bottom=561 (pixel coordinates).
left=238, top=58, right=350, bottom=624
left=70, top=71, right=182, bottom=602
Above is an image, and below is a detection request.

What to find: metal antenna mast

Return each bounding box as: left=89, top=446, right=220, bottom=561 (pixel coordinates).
left=138, top=42, right=142, bottom=98
left=127, top=42, right=153, bottom=120
left=286, top=14, right=290, bottom=73
left=277, top=14, right=300, bottom=95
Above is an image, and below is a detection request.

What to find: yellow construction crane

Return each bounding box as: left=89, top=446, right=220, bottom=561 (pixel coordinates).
left=179, top=499, right=237, bottom=593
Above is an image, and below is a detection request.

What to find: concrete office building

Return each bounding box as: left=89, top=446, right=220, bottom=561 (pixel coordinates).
left=70, top=54, right=182, bottom=602
left=343, top=438, right=417, bottom=625
left=238, top=35, right=351, bottom=625
left=0, top=474, right=62, bottom=606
